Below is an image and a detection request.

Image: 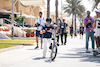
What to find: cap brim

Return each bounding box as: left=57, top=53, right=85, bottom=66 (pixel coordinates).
left=95, top=10, right=100, bottom=13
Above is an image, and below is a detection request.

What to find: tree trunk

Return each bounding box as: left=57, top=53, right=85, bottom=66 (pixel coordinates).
left=55, top=0, right=58, bottom=22
left=75, top=14, right=76, bottom=32
left=72, top=14, right=73, bottom=27
left=47, top=0, right=50, bottom=17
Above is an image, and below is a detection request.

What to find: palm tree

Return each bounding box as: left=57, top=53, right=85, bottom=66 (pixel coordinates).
left=63, top=0, right=85, bottom=31
left=91, top=0, right=100, bottom=10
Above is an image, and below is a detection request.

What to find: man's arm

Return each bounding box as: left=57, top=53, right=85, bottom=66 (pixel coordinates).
left=66, top=23, right=68, bottom=30
left=84, top=20, right=91, bottom=26
left=91, top=17, right=94, bottom=24
left=84, top=17, right=92, bottom=26
left=93, top=21, right=96, bottom=28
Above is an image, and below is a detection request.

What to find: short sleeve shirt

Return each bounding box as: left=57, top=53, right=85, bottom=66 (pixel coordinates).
left=84, top=16, right=94, bottom=31
left=61, top=23, right=68, bottom=33
left=43, top=25, right=54, bottom=38
left=80, top=27, right=84, bottom=31
left=35, top=17, right=46, bottom=31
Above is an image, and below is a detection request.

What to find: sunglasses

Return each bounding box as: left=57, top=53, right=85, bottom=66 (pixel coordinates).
left=48, top=21, right=51, bottom=23
left=87, top=12, right=90, bottom=14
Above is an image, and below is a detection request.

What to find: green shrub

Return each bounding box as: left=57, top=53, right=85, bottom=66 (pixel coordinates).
left=0, top=23, right=2, bottom=26
left=25, top=29, right=33, bottom=33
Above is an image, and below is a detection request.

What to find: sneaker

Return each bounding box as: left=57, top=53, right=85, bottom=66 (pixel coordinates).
left=43, top=54, right=46, bottom=58
left=49, top=45, right=52, bottom=49
left=64, top=43, right=66, bottom=45
left=41, top=46, right=43, bottom=49
left=96, top=54, right=100, bottom=57
left=92, top=49, right=97, bottom=52
left=35, top=46, right=39, bottom=49
left=57, top=44, right=59, bottom=46
left=98, top=48, right=100, bottom=53
left=86, top=50, right=91, bottom=53
left=61, top=43, right=63, bottom=45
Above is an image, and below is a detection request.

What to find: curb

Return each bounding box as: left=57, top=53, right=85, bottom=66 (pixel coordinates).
left=0, top=45, right=23, bottom=53
left=0, top=43, right=34, bottom=45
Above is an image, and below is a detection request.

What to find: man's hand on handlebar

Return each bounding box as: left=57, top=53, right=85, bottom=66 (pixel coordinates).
left=40, top=30, right=45, bottom=34
left=56, top=33, right=59, bottom=36
left=87, top=20, right=91, bottom=23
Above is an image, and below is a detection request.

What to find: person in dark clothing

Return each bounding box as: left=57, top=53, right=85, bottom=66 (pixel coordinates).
left=40, top=18, right=54, bottom=58
left=70, top=25, right=73, bottom=39
left=60, top=19, right=68, bottom=45
left=56, top=18, right=61, bottom=44
left=79, top=24, right=84, bottom=39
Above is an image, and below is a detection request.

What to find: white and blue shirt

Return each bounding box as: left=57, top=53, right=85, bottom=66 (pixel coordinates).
left=35, top=17, right=46, bottom=31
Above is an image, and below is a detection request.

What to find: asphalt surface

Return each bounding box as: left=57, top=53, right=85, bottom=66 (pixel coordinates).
left=0, top=35, right=100, bottom=67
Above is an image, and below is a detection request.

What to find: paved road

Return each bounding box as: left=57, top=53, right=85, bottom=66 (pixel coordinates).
left=0, top=35, right=100, bottom=67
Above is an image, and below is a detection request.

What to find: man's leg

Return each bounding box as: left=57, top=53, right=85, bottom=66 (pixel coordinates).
left=94, top=36, right=99, bottom=48
left=48, top=38, right=52, bottom=49
left=70, top=31, right=73, bottom=39
left=64, top=33, right=67, bottom=45
left=43, top=38, right=48, bottom=57
left=82, top=32, right=83, bottom=39
left=97, top=38, right=100, bottom=48
left=86, top=31, right=89, bottom=50
left=97, top=38, right=100, bottom=53
left=90, top=32, right=95, bottom=50
left=57, top=35, right=60, bottom=46
left=70, top=32, right=71, bottom=36
left=61, top=34, right=63, bottom=45
left=57, top=35, right=59, bottom=43
left=40, top=34, right=43, bottom=49
left=36, top=37, right=38, bottom=46
left=35, top=30, right=39, bottom=49
left=80, top=32, right=81, bottom=39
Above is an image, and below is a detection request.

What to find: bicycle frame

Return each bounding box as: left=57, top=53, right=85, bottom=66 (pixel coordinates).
left=50, top=19, right=62, bottom=61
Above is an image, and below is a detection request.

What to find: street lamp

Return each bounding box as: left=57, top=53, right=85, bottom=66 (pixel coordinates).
left=61, top=0, right=63, bottom=20
left=11, top=0, right=14, bottom=37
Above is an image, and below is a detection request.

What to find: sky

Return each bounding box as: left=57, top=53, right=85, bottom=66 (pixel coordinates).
left=44, top=0, right=97, bottom=17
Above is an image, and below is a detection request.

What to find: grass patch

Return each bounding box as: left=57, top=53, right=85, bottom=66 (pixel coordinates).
left=0, top=44, right=20, bottom=49
left=0, top=40, right=36, bottom=43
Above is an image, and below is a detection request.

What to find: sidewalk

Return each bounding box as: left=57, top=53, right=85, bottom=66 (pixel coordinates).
left=0, top=35, right=100, bottom=67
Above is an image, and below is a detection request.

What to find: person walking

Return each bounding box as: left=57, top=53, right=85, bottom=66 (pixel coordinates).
left=56, top=18, right=61, bottom=44
left=70, top=25, right=73, bottom=39
left=79, top=24, right=84, bottom=39
left=84, top=11, right=95, bottom=53
left=35, top=12, right=46, bottom=49
left=40, top=18, right=54, bottom=58
left=93, top=10, right=100, bottom=56
left=60, top=19, right=68, bottom=45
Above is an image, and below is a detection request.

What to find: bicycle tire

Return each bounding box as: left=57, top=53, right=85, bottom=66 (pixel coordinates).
left=51, top=45, right=57, bottom=61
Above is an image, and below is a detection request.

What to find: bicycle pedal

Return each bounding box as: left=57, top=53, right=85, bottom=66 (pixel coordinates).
left=52, top=38, right=54, bottom=40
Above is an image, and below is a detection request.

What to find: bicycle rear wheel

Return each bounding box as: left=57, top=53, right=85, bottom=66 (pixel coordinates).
left=51, top=45, right=57, bottom=61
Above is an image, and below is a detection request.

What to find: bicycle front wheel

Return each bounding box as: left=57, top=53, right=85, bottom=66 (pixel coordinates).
left=51, top=45, right=57, bottom=61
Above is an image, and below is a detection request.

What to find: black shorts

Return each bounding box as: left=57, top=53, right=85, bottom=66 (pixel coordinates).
left=36, top=30, right=43, bottom=38
left=80, top=31, right=84, bottom=35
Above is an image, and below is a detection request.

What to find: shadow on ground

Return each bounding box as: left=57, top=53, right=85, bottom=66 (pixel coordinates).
left=58, top=48, right=100, bottom=63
